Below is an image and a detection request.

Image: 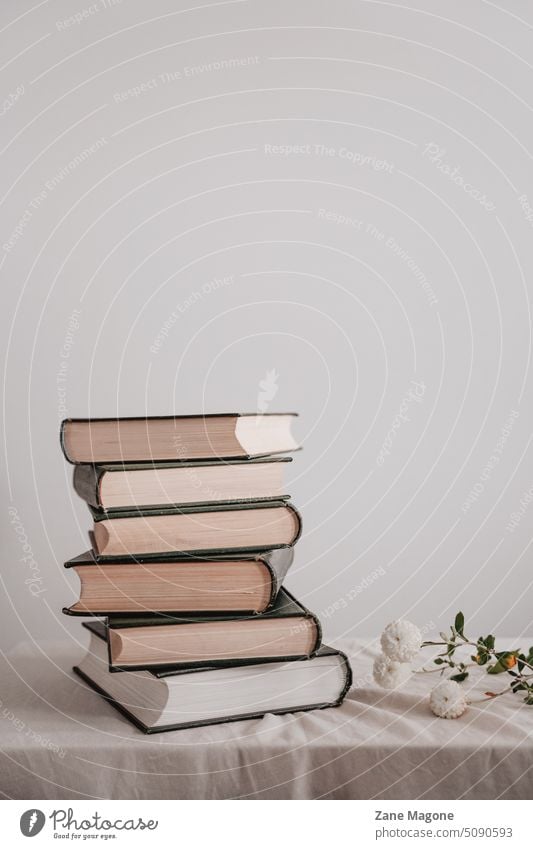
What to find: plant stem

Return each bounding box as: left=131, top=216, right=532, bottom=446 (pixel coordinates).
left=422, top=639, right=533, bottom=674
left=415, top=666, right=447, bottom=674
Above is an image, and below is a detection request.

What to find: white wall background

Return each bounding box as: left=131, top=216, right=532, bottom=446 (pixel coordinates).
left=2, top=0, right=533, bottom=654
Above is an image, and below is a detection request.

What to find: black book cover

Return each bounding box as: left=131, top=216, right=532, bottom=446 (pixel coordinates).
left=89, top=498, right=298, bottom=522
left=73, top=456, right=292, bottom=510
left=62, top=546, right=295, bottom=616
left=104, top=587, right=321, bottom=672
left=74, top=620, right=352, bottom=734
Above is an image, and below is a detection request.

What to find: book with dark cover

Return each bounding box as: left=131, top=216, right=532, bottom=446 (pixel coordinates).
left=62, top=546, right=295, bottom=616
left=89, top=498, right=298, bottom=522
left=74, top=620, right=352, bottom=734
left=104, top=588, right=321, bottom=672
left=60, top=412, right=300, bottom=464
left=73, top=456, right=292, bottom=510
left=90, top=499, right=302, bottom=558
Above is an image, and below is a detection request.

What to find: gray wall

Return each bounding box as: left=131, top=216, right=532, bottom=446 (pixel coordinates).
left=2, top=0, right=533, bottom=654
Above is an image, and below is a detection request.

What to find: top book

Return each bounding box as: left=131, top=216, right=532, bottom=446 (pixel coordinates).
left=60, top=413, right=300, bottom=464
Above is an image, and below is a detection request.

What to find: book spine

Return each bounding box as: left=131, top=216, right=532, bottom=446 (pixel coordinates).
left=261, top=561, right=280, bottom=611
left=262, top=548, right=295, bottom=607
left=335, top=650, right=353, bottom=704
left=93, top=469, right=104, bottom=508
left=59, top=419, right=72, bottom=463
left=73, top=465, right=103, bottom=508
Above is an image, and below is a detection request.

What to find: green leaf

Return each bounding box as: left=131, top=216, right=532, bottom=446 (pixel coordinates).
left=454, top=612, right=465, bottom=635
left=488, top=653, right=517, bottom=674
left=485, top=635, right=495, bottom=650
left=450, top=671, right=468, bottom=682
left=487, top=660, right=507, bottom=675
left=434, top=657, right=445, bottom=665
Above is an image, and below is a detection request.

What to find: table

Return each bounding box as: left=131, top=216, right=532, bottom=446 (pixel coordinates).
left=1, top=637, right=531, bottom=799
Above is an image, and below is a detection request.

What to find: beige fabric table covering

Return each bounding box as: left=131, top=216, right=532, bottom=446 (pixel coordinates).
left=1, top=637, right=531, bottom=799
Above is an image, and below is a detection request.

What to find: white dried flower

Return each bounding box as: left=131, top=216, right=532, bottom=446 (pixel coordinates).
left=429, top=680, right=467, bottom=719
left=373, top=653, right=411, bottom=689
left=381, top=619, right=422, bottom=662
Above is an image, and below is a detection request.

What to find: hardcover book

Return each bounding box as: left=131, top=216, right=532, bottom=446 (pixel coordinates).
left=73, top=457, right=292, bottom=510
left=104, top=588, right=321, bottom=671
left=62, top=547, right=294, bottom=615
left=74, top=620, right=352, bottom=734
left=61, top=413, right=299, bottom=464
left=90, top=500, right=302, bottom=558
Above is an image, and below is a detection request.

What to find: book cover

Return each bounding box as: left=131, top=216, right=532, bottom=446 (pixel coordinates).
left=74, top=620, right=352, bottom=734
left=104, top=587, right=321, bottom=672
left=62, top=546, right=295, bottom=616
left=90, top=500, right=303, bottom=558
left=73, top=456, right=293, bottom=510
left=60, top=413, right=300, bottom=464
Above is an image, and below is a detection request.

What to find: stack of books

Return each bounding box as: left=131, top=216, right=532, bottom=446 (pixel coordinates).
left=61, top=414, right=352, bottom=733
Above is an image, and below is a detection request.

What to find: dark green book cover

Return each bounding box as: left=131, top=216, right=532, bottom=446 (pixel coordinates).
left=62, top=546, right=295, bottom=616
left=104, top=587, right=321, bottom=673
left=73, top=456, right=292, bottom=510
left=60, top=412, right=300, bottom=464
left=74, top=619, right=352, bottom=734
left=89, top=498, right=297, bottom=521
left=90, top=499, right=302, bottom=559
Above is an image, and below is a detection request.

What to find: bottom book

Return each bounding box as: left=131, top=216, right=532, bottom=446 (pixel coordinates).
left=74, top=621, right=352, bottom=733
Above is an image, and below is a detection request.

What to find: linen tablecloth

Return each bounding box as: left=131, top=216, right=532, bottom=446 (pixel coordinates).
left=1, top=637, right=531, bottom=799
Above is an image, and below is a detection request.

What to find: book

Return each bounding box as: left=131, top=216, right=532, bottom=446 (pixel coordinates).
left=104, top=588, right=320, bottom=671
left=61, top=413, right=299, bottom=464
left=62, top=547, right=294, bottom=615
left=74, top=620, right=352, bottom=733
left=90, top=500, right=302, bottom=558
left=73, top=457, right=291, bottom=510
